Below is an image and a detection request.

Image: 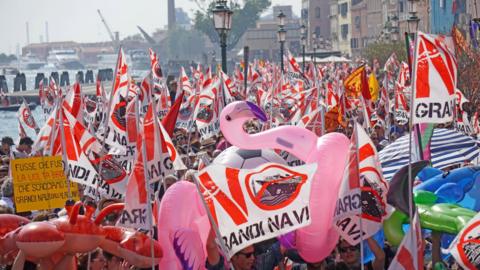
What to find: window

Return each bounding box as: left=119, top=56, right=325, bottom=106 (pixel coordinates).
left=440, top=0, right=446, bottom=9
left=399, top=1, right=404, bottom=13
left=315, top=7, right=321, bottom=18
left=315, top=26, right=321, bottom=38
left=341, top=24, right=349, bottom=40
left=339, top=3, right=348, bottom=17
left=301, top=8, right=308, bottom=19
left=354, top=16, right=361, bottom=29
left=351, top=38, right=358, bottom=49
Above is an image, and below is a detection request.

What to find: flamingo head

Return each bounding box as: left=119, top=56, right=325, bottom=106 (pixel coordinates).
left=221, top=101, right=267, bottom=124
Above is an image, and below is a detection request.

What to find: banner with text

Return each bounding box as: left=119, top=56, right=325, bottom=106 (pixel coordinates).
left=196, top=163, right=316, bottom=258
left=11, top=156, right=79, bottom=212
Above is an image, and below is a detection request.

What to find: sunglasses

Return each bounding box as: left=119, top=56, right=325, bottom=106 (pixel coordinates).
left=238, top=251, right=255, bottom=258
left=339, top=246, right=359, bottom=253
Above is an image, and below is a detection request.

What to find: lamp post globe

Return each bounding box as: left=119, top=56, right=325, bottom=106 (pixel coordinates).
left=277, top=10, right=287, bottom=73
left=212, top=0, right=233, bottom=73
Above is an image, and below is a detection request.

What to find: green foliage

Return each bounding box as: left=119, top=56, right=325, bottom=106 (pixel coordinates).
left=0, top=53, right=17, bottom=64
left=193, top=0, right=271, bottom=50
left=362, top=41, right=407, bottom=66
left=164, top=27, right=206, bottom=61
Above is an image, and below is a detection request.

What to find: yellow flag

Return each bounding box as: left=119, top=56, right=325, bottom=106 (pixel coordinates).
left=368, top=72, right=379, bottom=101
left=343, top=65, right=366, bottom=98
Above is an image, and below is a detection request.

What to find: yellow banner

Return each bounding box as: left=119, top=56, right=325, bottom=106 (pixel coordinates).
left=11, top=156, right=79, bottom=212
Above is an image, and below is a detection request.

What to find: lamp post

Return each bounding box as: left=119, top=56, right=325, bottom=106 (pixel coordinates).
left=212, top=0, right=233, bottom=73
left=277, top=10, right=286, bottom=73
left=300, top=24, right=306, bottom=73
left=406, top=11, right=420, bottom=36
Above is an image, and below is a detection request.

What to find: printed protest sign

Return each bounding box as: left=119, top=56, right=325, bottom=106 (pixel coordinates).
left=11, top=156, right=79, bottom=212
left=196, top=162, right=316, bottom=258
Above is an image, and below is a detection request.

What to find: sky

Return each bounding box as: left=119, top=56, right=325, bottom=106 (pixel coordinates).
left=0, top=0, right=301, bottom=55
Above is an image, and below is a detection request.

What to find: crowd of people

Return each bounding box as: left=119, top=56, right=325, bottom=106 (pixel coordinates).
left=0, top=52, right=478, bottom=269
left=0, top=111, right=473, bottom=270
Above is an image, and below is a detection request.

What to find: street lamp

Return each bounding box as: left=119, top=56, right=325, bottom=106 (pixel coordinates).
left=277, top=10, right=286, bottom=73
left=212, top=0, right=233, bottom=73
left=300, top=24, right=306, bottom=72
left=407, top=11, right=420, bottom=35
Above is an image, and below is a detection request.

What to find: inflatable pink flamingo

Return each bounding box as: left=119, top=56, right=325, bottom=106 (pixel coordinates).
left=220, top=101, right=350, bottom=263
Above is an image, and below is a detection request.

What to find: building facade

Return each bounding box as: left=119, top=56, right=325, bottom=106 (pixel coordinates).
left=302, top=0, right=331, bottom=50
left=331, top=0, right=352, bottom=56
left=240, top=6, right=302, bottom=61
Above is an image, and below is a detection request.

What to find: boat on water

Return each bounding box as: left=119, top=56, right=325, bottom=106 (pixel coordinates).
left=0, top=103, right=36, bottom=112
left=16, top=53, right=47, bottom=70
left=47, top=49, right=84, bottom=70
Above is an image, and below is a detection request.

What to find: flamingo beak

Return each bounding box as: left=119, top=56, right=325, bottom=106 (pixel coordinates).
left=226, top=101, right=267, bottom=122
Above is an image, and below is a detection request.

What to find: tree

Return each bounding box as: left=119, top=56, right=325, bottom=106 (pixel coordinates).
left=362, top=41, right=407, bottom=67
left=0, top=53, right=16, bottom=64
left=192, top=0, right=271, bottom=50
left=163, top=27, right=206, bottom=61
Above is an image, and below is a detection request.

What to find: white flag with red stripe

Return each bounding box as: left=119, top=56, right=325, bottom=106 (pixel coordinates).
left=158, top=121, right=186, bottom=171
left=103, top=48, right=129, bottom=155
left=17, top=100, right=39, bottom=133
left=195, top=79, right=221, bottom=140
left=179, top=66, right=193, bottom=96
left=143, top=103, right=165, bottom=183
left=117, top=146, right=149, bottom=230
left=196, top=162, right=316, bottom=258
left=448, top=212, right=480, bottom=270
left=334, top=122, right=388, bottom=245
left=411, top=32, right=457, bottom=124
left=221, top=71, right=240, bottom=104
left=61, top=108, right=125, bottom=199
left=388, top=211, right=424, bottom=270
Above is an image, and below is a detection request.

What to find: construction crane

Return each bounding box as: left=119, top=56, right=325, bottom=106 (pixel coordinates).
left=97, top=9, right=119, bottom=47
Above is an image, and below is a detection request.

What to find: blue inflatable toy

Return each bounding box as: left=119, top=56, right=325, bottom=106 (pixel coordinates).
left=414, top=166, right=480, bottom=211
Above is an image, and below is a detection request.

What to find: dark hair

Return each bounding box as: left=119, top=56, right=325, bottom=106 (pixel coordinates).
left=1, top=136, right=14, bottom=146
left=19, top=137, right=34, bottom=146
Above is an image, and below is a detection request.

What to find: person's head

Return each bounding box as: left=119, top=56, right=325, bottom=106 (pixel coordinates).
left=164, top=174, right=178, bottom=190
left=18, top=137, right=34, bottom=154
left=184, top=169, right=197, bottom=183
left=337, top=239, right=360, bottom=266
left=1, top=136, right=14, bottom=154
left=1, top=179, right=13, bottom=197
left=231, top=245, right=255, bottom=270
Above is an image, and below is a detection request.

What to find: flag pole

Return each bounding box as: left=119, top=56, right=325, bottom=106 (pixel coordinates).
left=407, top=31, right=420, bottom=257
left=185, top=77, right=200, bottom=166
left=192, top=173, right=231, bottom=261
left=57, top=96, right=72, bottom=200
left=149, top=71, right=169, bottom=202
left=135, top=96, right=156, bottom=270
left=354, top=122, right=365, bottom=270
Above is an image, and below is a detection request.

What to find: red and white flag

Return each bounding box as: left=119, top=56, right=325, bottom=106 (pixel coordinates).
left=334, top=122, right=388, bottom=245
left=103, top=48, right=129, bottom=155
left=179, top=66, right=193, bottom=96
left=448, top=212, right=480, bottom=269
left=18, top=119, right=27, bottom=140
left=388, top=211, right=424, bottom=270
left=411, top=32, right=457, bottom=124
left=17, top=100, right=39, bottom=133
left=117, top=148, right=149, bottom=230
left=221, top=71, right=240, bottom=105
left=196, top=162, right=317, bottom=258
left=195, top=79, right=221, bottom=140
left=149, top=48, right=163, bottom=80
